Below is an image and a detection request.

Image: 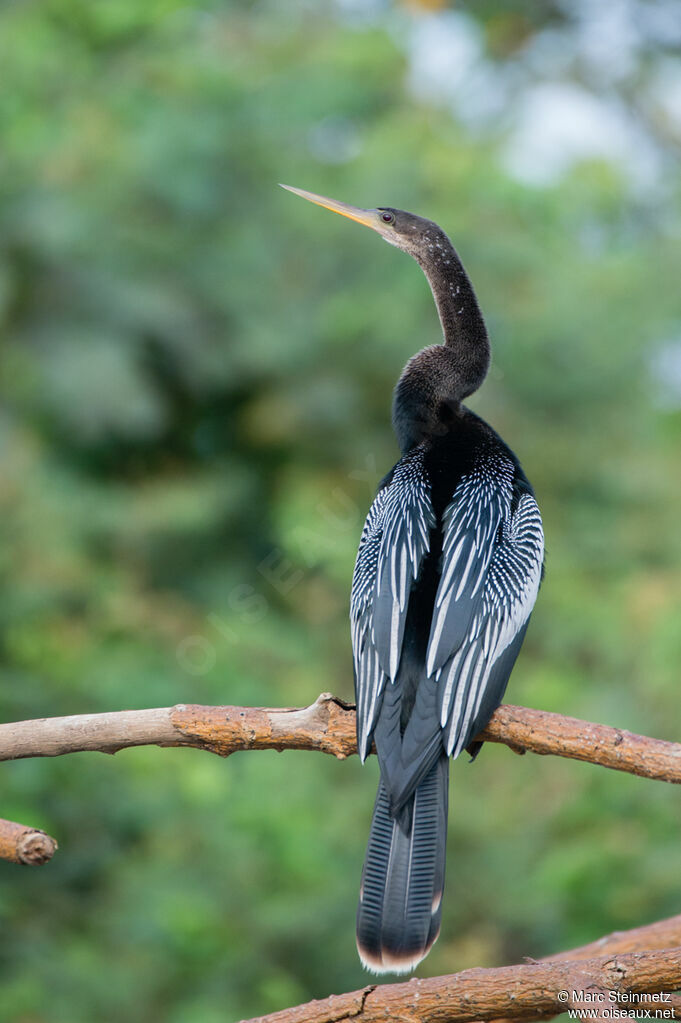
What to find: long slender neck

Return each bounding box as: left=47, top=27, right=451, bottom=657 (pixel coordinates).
left=414, top=237, right=490, bottom=393
left=391, top=233, right=491, bottom=454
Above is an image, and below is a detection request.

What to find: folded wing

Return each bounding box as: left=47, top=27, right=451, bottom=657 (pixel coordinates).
left=351, top=447, right=543, bottom=766
left=350, top=448, right=435, bottom=761
left=427, top=456, right=544, bottom=758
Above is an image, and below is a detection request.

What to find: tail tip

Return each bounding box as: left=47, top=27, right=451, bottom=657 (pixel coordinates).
left=356, top=939, right=434, bottom=976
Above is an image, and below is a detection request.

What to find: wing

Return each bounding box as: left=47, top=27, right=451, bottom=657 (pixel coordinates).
left=350, top=448, right=435, bottom=761
left=426, top=454, right=544, bottom=758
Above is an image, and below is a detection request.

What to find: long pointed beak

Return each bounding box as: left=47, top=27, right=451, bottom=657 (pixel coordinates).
left=280, top=184, right=379, bottom=231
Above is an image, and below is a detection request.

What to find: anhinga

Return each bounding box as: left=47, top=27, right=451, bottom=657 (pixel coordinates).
left=282, top=184, right=544, bottom=975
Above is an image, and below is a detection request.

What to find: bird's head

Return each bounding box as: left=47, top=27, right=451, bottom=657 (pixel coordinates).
left=280, top=184, right=445, bottom=262
left=281, top=183, right=490, bottom=442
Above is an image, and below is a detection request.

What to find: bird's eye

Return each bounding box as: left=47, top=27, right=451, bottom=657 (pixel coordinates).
left=380, top=211, right=394, bottom=224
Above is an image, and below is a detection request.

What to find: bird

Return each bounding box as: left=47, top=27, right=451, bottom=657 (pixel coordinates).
left=281, top=184, right=544, bottom=975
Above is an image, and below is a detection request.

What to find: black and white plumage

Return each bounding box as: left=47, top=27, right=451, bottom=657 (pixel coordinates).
left=282, top=184, right=544, bottom=976
left=353, top=439, right=543, bottom=770
left=351, top=418, right=543, bottom=973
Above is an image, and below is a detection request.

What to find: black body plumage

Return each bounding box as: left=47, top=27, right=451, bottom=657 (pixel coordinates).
left=281, top=185, right=544, bottom=976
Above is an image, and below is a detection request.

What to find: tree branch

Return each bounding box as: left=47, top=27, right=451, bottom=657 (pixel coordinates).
left=0, top=817, right=58, bottom=865
left=240, top=947, right=681, bottom=1023
left=1, top=695, right=681, bottom=785
left=3, top=700, right=681, bottom=1019
left=492, top=912, right=681, bottom=1023
left=530, top=911, right=681, bottom=963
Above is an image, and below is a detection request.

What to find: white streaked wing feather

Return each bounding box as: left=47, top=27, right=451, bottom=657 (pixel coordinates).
left=371, top=450, right=434, bottom=679
left=426, top=457, right=513, bottom=677
left=441, top=489, right=544, bottom=757
left=350, top=448, right=435, bottom=760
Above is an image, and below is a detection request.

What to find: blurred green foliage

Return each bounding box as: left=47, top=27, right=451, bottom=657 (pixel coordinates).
left=1, top=2, right=681, bottom=1021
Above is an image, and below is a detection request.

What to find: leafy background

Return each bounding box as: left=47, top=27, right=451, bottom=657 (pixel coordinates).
left=1, top=1, right=680, bottom=1020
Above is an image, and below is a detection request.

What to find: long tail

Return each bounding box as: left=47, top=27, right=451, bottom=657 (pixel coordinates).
left=356, top=755, right=449, bottom=974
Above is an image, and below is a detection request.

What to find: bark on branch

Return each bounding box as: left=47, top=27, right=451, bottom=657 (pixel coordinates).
left=241, top=946, right=681, bottom=1023
left=1, top=695, right=681, bottom=786
left=495, top=912, right=681, bottom=1023
left=0, top=817, right=58, bottom=865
